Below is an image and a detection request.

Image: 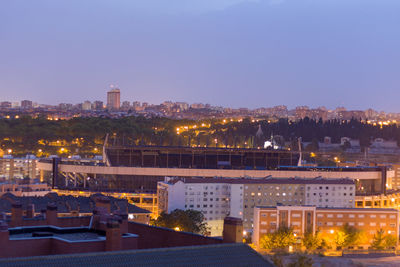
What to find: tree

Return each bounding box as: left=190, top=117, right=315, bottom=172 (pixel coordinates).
left=151, top=209, right=209, bottom=235
left=371, top=229, right=398, bottom=250
left=259, top=226, right=296, bottom=250
left=302, top=230, right=322, bottom=251
left=371, top=229, right=385, bottom=250
left=384, top=234, right=397, bottom=249
left=334, top=224, right=362, bottom=249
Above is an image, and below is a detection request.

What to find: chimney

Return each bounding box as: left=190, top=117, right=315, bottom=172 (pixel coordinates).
left=46, top=203, right=58, bottom=226
left=115, top=211, right=128, bottom=234
left=106, top=219, right=122, bottom=251
left=0, top=221, right=9, bottom=248
left=95, top=197, right=111, bottom=214
left=223, top=217, right=244, bottom=243
left=26, top=204, right=35, bottom=219
left=11, top=202, right=23, bottom=227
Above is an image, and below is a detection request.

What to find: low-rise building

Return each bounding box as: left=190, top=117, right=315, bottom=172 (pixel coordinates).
left=253, top=205, right=399, bottom=250
left=0, top=181, right=51, bottom=197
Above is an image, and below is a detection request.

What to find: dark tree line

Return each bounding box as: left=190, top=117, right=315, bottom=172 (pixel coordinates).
left=0, top=116, right=399, bottom=156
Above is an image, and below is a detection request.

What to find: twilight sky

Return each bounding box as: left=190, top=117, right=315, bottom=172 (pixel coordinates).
left=1, top=0, right=399, bottom=111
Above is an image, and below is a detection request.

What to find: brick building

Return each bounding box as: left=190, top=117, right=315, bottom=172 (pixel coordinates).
left=253, top=205, right=399, bottom=250
left=0, top=195, right=245, bottom=259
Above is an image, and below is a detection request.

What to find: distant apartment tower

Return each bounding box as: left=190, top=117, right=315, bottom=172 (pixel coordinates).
left=21, top=100, right=33, bottom=109
left=82, top=101, right=92, bottom=111
left=107, top=88, right=120, bottom=110
left=0, top=102, right=11, bottom=109
left=93, top=101, right=104, bottom=110
left=121, top=101, right=131, bottom=111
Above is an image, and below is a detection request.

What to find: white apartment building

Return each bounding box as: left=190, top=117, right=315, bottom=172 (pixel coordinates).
left=158, top=177, right=355, bottom=236
left=305, top=183, right=355, bottom=208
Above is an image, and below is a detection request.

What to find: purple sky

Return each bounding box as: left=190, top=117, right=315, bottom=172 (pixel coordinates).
left=1, top=0, right=399, bottom=111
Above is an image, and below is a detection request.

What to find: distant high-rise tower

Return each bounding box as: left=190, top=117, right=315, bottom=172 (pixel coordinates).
left=107, top=88, right=120, bottom=110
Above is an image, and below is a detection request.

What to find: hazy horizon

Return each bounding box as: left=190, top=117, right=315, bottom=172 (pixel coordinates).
left=1, top=0, right=399, bottom=111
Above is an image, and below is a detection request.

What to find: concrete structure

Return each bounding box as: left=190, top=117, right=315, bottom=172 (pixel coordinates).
left=54, top=189, right=158, bottom=218
left=355, top=191, right=400, bottom=209
left=37, top=158, right=390, bottom=194
left=107, top=88, right=120, bottom=110
left=158, top=177, right=355, bottom=236
left=253, top=205, right=399, bottom=250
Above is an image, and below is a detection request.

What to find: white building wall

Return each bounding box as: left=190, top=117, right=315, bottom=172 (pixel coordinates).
left=183, top=182, right=231, bottom=236
left=230, top=184, right=244, bottom=219
left=167, top=181, right=185, bottom=213
left=305, top=183, right=355, bottom=208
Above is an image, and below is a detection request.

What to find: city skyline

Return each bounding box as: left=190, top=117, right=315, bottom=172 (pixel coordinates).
left=1, top=0, right=400, bottom=111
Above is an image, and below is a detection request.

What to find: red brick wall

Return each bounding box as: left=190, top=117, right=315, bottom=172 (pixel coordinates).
left=128, top=222, right=222, bottom=249
left=12, top=216, right=91, bottom=228
left=51, top=239, right=105, bottom=254
left=0, top=239, right=52, bottom=258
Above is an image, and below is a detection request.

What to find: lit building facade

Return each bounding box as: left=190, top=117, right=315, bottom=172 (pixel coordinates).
left=0, top=156, right=39, bottom=180
left=253, top=206, right=399, bottom=249
left=107, top=88, right=120, bottom=110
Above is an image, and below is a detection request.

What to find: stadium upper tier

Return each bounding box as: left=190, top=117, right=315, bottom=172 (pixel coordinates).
left=104, top=145, right=299, bottom=170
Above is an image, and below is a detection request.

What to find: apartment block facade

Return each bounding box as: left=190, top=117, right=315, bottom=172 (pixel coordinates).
left=0, top=156, right=39, bottom=180
left=253, top=205, right=399, bottom=249
left=158, top=177, right=355, bottom=236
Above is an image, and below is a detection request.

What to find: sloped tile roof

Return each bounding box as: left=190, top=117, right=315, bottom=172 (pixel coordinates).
left=0, top=243, right=272, bottom=267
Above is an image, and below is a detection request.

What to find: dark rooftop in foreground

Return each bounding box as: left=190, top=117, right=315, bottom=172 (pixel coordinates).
left=8, top=226, right=114, bottom=242
left=0, top=243, right=271, bottom=267
left=0, top=192, right=150, bottom=215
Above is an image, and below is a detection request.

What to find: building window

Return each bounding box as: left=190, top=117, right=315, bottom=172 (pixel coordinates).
left=358, top=214, right=365, bottom=218
left=370, top=222, right=376, bottom=226
left=380, top=215, right=386, bottom=219
left=370, top=215, right=376, bottom=218
left=337, top=214, right=343, bottom=218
